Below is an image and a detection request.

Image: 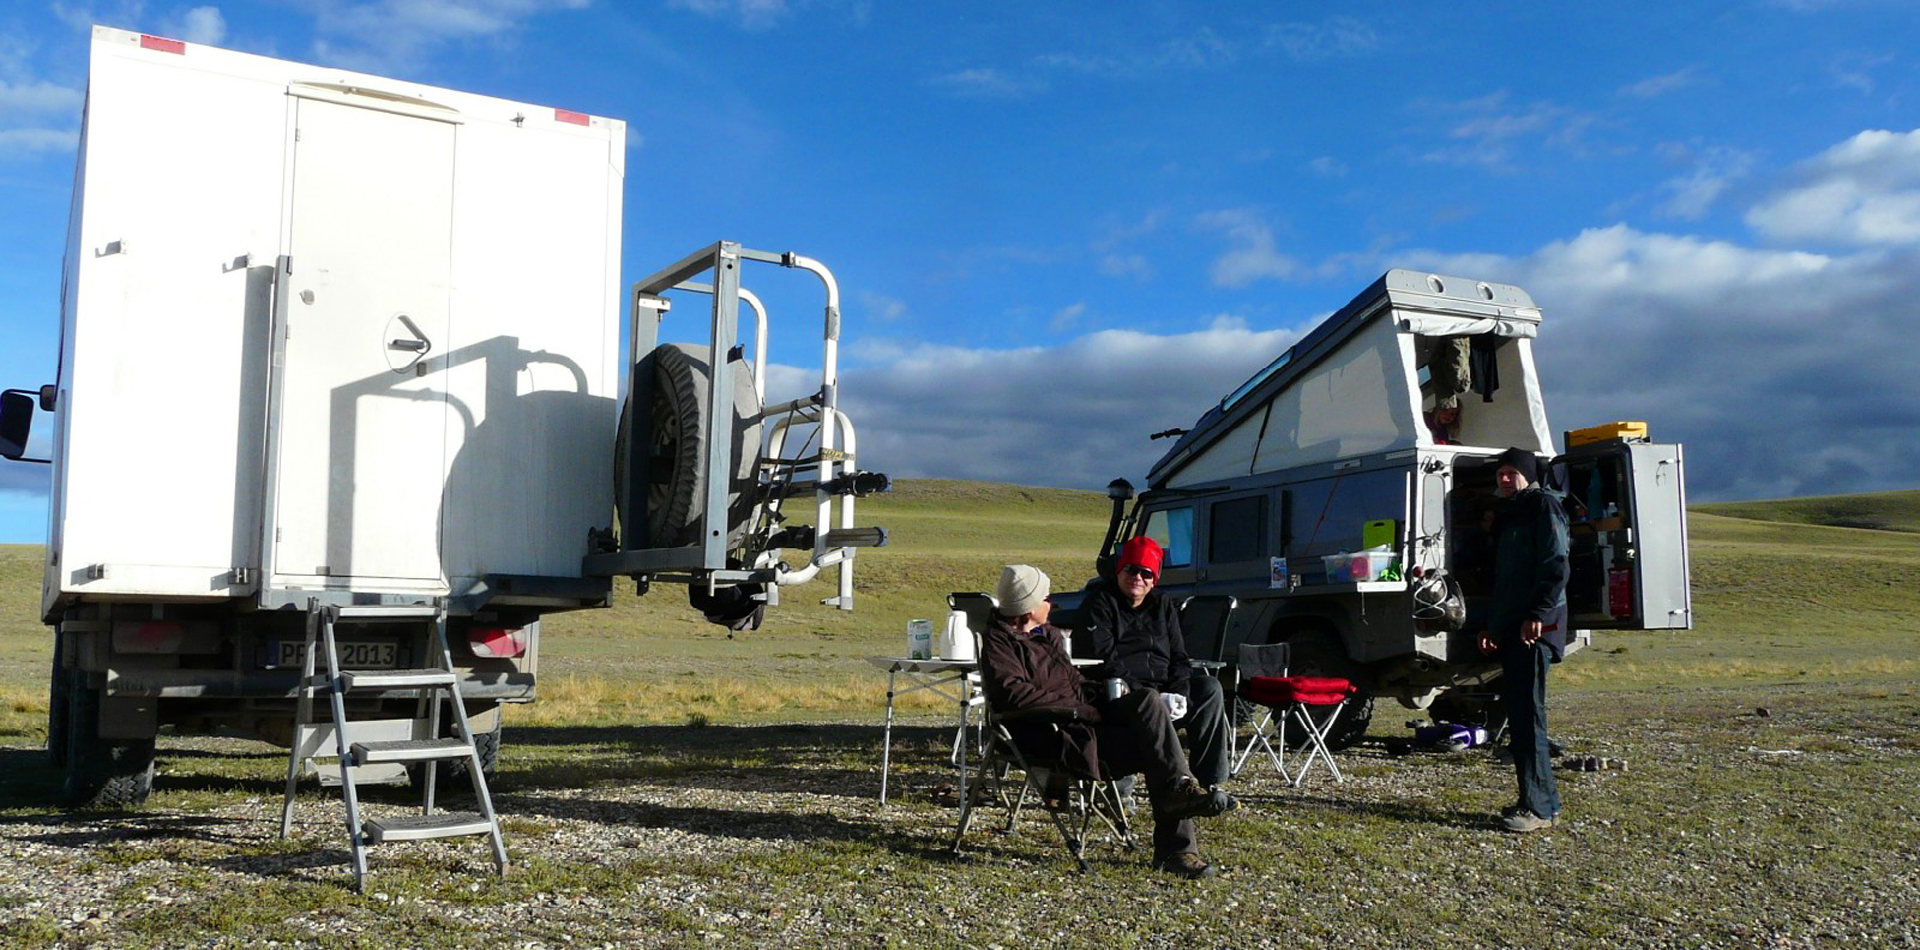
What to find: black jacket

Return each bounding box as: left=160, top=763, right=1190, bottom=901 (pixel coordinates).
left=1490, top=486, right=1570, bottom=658
left=1080, top=579, right=1193, bottom=700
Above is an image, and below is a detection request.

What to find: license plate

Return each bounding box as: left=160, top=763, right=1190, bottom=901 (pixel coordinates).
left=270, top=640, right=401, bottom=669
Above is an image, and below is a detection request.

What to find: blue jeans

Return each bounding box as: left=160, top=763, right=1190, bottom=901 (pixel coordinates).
left=1499, top=638, right=1560, bottom=819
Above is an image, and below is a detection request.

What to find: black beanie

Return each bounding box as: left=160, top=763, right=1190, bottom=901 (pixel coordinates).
left=1495, top=447, right=1541, bottom=484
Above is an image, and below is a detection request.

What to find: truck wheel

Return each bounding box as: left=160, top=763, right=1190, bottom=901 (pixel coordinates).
left=408, top=717, right=501, bottom=792
left=63, top=677, right=156, bottom=808
left=614, top=343, right=762, bottom=549
left=1278, top=628, right=1374, bottom=752
left=48, top=647, right=70, bottom=768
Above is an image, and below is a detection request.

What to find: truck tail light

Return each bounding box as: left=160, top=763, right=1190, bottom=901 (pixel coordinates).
left=1607, top=567, right=1634, bottom=619
left=469, top=626, right=528, bottom=659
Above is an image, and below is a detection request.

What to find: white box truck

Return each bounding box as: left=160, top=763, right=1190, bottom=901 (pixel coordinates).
left=3, top=27, right=888, bottom=809
left=4, top=27, right=629, bottom=805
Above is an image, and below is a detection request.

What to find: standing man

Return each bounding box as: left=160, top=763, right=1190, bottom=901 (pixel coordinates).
left=1079, top=536, right=1232, bottom=791
left=978, top=564, right=1234, bottom=878
left=1477, top=447, right=1570, bottom=833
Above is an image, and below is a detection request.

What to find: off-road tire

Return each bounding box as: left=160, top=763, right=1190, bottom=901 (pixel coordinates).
left=62, top=675, right=156, bottom=808
left=48, top=644, right=69, bottom=768
left=408, top=717, right=501, bottom=793
left=1276, top=626, right=1374, bottom=752
left=1428, top=689, right=1508, bottom=734
left=614, top=343, right=762, bottom=549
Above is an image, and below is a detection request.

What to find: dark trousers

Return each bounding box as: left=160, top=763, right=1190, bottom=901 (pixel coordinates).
left=1498, top=639, right=1561, bottom=819
left=1094, top=688, right=1197, bottom=859
left=1181, top=674, right=1231, bottom=788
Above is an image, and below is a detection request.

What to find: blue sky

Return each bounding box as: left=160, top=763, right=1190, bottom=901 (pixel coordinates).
left=2, top=0, right=1918, bottom=542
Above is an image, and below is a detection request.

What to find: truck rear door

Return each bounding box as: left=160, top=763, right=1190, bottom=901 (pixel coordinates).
left=1560, top=441, right=1691, bottom=630
left=265, top=93, right=458, bottom=590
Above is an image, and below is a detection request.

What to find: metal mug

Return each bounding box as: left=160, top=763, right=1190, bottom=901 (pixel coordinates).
left=1105, top=677, right=1125, bottom=701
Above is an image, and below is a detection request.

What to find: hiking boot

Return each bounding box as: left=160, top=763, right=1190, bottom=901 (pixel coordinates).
left=1152, top=852, right=1217, bottom=880
left=1499, top=801, right=1526, bottom=819
left=1162, top=776, right=1235, bottom=820
left=1501, top=809, right=1558, bottom=833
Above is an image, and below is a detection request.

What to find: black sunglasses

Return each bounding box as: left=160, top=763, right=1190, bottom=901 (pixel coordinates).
left=1123, top=565, right=1157, bottom=580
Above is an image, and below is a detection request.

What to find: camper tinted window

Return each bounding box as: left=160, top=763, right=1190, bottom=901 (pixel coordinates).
left=1209, top=496, right=1267, bottom=563
left=1143, top=507, right=1194, bottom=568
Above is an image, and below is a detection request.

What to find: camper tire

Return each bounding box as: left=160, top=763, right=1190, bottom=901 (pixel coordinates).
left=62, top=675, right=156, bottom=808
left=614, top=343, right=762, bottom=549
left=1276, top=625, right=1374, bottom=752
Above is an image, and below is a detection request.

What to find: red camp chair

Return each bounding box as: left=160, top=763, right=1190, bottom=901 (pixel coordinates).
left=1231, top=643, right=1357, bottom=786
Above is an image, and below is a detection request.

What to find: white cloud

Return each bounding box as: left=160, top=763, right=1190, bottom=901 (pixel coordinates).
left=1049, top=302, right=1087, bottom=332
left=1619, top=67, right=1701, bottom=99
left=1266, top=16, right=1380, bottom=62
left=1653, top=144, right=1755, bottom=220
left=668, top=0, right=789, bottom=31
left=822, top=324, right=1304, bottom=488
left=1035, top=28, right=1236, bottom=77
left=164, top=6, right=228, bottom=46
left=1196, top=209, right=1305, bottom=287
left=929, top=67, right=1040, bottom=99
left=0, top=69, right=82, bottom=158
left=1420, top=92, right=1597, bottom=170
left=1305, top=156, right=1347, bottom=178
left=296, top=0, right=592, bottom=73
left=1746, top=128, right=1920, bottom=246
left=857, top=291, right=908, bottom=323
left=1399, top=219, right=1920, bottom=500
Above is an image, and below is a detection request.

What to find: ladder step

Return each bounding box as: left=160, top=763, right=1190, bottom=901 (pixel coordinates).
left=341, top=669, right=457, bottom=690
left=363, top=812, right=493, bottom=843
left=352, top=738, right=474, bottom=764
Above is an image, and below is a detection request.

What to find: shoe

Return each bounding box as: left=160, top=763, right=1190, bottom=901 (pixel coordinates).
left=1161, top=777, right=1235, bottom=820
left=1499, top=802, right=1526, bottom=819
left=1501, top=810, right=1558, bottom=833
left=1152, top=852, right=1217, bottom=879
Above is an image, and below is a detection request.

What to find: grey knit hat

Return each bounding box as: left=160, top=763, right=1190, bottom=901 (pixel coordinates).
left=996, top=564, right=1051, bottom=617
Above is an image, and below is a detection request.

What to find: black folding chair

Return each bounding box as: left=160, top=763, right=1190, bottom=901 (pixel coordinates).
left=1178, top=594, right=1238, bottom=763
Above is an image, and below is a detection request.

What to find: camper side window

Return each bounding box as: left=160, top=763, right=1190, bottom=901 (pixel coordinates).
left=1209, top=495, right=1267, bottom=564
left=1142, top=507, right=1194, bottom=569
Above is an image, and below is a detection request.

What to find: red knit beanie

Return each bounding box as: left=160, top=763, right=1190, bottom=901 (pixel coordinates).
left=1117, top=536, right=1165, bottom=577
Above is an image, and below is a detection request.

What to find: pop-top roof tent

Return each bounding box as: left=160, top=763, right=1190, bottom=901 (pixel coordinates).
left=1147, top=270, right=1554, bottom=490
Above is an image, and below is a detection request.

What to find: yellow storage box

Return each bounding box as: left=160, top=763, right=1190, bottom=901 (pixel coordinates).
left=1567, top=421, right=1648, bottom=448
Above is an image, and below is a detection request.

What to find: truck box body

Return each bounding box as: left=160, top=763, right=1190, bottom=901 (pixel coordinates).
left=44, top=27, right=623, bottom=618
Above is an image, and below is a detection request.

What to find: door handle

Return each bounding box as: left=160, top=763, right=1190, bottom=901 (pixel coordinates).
left=388, top=314, right=432, bottom=355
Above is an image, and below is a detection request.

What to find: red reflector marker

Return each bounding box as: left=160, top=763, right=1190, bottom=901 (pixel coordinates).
left=554, top=108, right=591, bottom=126
left=140, top=34, right=187, bottom=54
left=469, top=626, right=529, bottom=659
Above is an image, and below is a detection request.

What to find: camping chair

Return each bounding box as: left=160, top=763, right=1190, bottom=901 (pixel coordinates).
left=1230, top=642, right=1357, bottom=786
left=946, top=592, right=996, bottom=761
left=1177, top=594, right=1238, bottom=763
left=950, top=625, right=1138, bottom=872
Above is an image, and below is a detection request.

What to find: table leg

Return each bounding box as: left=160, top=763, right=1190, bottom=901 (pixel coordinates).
left=956, top=677, right=970, bottom=797
left=880, top=669, right=897, bottom=805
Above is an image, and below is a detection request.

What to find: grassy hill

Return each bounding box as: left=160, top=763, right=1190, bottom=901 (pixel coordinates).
left=2, top=478, right=1917, bottom=727
left=1696, top=488, right=1920, bottom=533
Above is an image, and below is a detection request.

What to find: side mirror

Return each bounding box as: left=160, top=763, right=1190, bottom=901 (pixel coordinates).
left=1, top=389, right=51, bottom=463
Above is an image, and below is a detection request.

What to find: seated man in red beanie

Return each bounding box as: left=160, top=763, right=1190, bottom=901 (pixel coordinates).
left=1078, top=536, right=1232, bottom=791
left=979, top=563, right=1234, bottom=879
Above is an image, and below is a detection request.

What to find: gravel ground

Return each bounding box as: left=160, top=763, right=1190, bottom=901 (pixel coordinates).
left=2, top=682, right=1918, bottom=949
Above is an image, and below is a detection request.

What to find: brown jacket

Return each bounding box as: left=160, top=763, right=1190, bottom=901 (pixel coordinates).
left=978, top=618, right=1101, bottom=777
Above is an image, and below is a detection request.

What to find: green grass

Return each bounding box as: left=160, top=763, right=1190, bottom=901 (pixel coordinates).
left=1696, top=487, right=1920, bottom=533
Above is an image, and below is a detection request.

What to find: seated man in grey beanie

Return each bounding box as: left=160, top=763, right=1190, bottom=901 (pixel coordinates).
left=977, top=563, right=1236, bottom=879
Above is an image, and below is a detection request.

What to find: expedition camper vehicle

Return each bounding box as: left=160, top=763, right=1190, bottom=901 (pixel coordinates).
left=1070, top=270, right=1691, bottom=746
left=1, top=28, right=886, bottom=813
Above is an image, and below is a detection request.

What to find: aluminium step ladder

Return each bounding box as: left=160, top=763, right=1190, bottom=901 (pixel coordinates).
left=279, top=599, right=508, bottom=892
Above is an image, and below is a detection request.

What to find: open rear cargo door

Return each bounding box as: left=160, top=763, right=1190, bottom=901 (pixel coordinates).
left=1561, top=441, right=1691, bottom=630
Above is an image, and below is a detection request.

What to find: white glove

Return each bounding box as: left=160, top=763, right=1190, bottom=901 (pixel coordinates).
left=1162, top=691, right=1189, bottom=722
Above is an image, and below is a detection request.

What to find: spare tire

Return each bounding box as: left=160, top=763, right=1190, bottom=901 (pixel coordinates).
left=615, top=343, right=762, bottom=549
